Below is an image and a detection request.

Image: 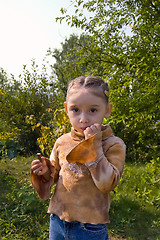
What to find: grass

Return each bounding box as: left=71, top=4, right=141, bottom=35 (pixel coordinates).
left=0, top=156, right=159, bottom=240
left=109, top=162, right=160, bottom=240
left=0, top=156, right=50, bottom=239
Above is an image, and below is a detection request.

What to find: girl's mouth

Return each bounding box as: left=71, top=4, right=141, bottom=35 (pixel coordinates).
left=80, top=127, right=87, bottom=131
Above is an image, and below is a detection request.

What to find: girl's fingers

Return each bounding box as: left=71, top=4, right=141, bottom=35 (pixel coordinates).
left=32, top=165, right=43, bottom=175
left=84, top=123, right=101, bottom=139
left=90, top=123, right=101, bottom=132
left=31, top=159, right=40, bottom=166
left=86, top=124, right=100, bottom=134
left=93, top=123, right=101, bottom=131
left=34, top=168, right=41, bottom=175
left=89, top=125, right=97, bottom=133
left=31, top=162, right=42, bottom=172
left=31, top=157, right=49, bottom=175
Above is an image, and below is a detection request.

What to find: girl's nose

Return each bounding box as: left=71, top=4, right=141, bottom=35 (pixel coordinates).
left=79, top=113, right=88, bottom=123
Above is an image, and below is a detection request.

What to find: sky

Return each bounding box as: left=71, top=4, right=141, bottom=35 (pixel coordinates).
left=0, top=0, right=80, bottom=78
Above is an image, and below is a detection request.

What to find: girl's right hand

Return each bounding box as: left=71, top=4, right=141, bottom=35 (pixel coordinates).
left=31, top=156, right=49, bottom=176
left=84, top=123, right=101, bottom=139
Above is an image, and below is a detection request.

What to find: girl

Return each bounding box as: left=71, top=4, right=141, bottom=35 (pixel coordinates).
left=31, top=76, right=126, bottom=240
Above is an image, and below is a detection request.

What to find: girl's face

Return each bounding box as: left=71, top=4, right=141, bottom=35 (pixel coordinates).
left=64, top=88, right=112, bottom=135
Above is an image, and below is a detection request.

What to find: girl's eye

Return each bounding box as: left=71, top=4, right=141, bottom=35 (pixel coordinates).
left=90, top=108, right=97, bottom=113
left=72, top=108, right=79, bottom=112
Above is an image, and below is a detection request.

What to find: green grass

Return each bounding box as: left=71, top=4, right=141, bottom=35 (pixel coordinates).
left=0, top=157, right=159, bottom=240
left=109, top=162, right=160, bottom=240
left=0, top=156, right=50, bottom=239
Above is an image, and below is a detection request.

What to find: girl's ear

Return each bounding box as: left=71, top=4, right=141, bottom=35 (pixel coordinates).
left=64, top=102, right=68, bottom=113
left=104, top=102, right=113, bottom=119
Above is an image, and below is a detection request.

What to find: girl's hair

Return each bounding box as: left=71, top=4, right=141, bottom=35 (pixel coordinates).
left=67, top=76, right=109, bottom=103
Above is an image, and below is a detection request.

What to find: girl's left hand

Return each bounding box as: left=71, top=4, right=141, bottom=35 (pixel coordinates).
left=84, top=123, right=101, bottom=139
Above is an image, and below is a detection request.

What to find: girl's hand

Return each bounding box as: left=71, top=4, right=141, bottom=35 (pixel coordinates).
left=31, top=156, right=49, bottom=176
left=84, top=123, right=101, bottom=140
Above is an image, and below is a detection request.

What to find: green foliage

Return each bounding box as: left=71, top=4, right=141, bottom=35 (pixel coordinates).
left=56, top=0, right=160, bottom=162
left=47, top=34, right=99, bottom=100
left=0, top=156, right=159, bottom=239
left=0, top=140, right=20, bottom=159
left=135, top=157, right=160, bottom=206
left=0, top=172, right=49, bottom=239
left=0, top=60, right=71, bottom=158
left=0, top=0, right=159, bottom=163
left=0, top=156, right=50, bottom=239
left=0, top=124, right=20, bottom=159
left=109, top=158, right=160, bottom=239
left=0, top=62, right=59, bottom=156
left=116, top=157, right=160, bottom=208
left=29, top=108, right=71, bottom=157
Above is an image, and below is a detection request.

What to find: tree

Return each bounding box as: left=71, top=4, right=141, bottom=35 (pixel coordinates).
left=56, top=0, right=160, bottom=161
left=0, top=61, right=58, bottom=156
left=47, top=34, right=103, bottom=102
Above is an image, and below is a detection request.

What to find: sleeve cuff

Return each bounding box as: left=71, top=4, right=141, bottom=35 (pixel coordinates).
left=85, top=153, right=104, bottom=168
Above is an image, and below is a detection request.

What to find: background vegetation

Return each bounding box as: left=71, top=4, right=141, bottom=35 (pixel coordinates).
left=0, top=0, right=159, bottom=239
left=0, top=157, right=159, bottom=239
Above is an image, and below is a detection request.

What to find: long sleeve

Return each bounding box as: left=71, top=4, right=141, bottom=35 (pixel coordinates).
left=45, top=128, right=124, bottom=224
left=89, top=140, right=126, bottom=193
left=31, top=144, right=60, bottom=200
left=66, top=130, right=126, bottom=193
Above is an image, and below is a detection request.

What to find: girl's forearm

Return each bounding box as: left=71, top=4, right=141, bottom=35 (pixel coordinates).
left=88, top=157, right=120, bottom=193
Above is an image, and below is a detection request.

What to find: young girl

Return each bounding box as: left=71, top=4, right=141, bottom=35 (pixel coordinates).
left=31, top=76, right=126, bottom=240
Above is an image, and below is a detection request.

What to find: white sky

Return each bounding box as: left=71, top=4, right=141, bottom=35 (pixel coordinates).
left=0, top=0, right=80, bottom=78
left=0, top=0, right=132, bottom=78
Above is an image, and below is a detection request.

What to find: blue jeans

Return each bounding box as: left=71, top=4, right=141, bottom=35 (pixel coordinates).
left=49, top=214, right=109, bottom=240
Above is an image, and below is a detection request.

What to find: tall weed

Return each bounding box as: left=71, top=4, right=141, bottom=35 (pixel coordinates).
left=135, top=157, right=160, bottom=207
